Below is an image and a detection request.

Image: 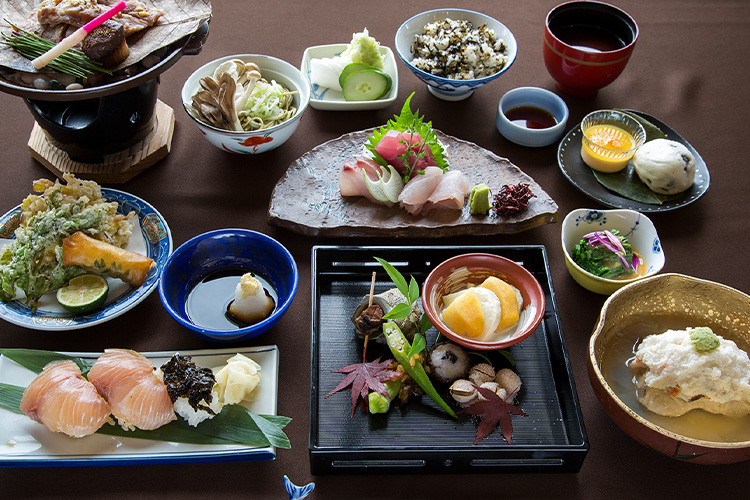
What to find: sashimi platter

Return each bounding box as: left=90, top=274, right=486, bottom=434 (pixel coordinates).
left=268, top=95, right=558, bottom=237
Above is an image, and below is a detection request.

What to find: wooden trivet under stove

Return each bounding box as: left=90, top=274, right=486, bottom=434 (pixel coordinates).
left=27, top=99, right=174, bottom=184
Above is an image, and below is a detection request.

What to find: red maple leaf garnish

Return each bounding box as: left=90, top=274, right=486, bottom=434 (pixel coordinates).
left=459, top=385, right=528, bottom=445
left=325, top=357, right=402, bottom=417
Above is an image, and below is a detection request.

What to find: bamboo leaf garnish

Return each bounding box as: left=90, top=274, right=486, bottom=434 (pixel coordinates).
left=0, top=383, right=24, bottom=415
left=374, top=257, right=429, bottom=357
left=0, top=348, right=93, bottom=376
left=374, top=257, right=408, bottom=298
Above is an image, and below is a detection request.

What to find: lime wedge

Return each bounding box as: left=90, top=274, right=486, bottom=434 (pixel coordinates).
left=56, top=275, right=109, bottom=314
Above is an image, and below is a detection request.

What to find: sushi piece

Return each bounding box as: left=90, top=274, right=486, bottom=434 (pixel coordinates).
left=87, top=349, right=175, bottom=431
left=160, top=354, right=222, bottom=427
left=19, top=360, right=110, bottom=438
left=228, top=273, right=275, bottom=325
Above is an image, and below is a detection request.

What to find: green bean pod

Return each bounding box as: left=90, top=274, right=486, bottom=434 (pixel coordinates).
left=383, top=322, right=456, bottom=418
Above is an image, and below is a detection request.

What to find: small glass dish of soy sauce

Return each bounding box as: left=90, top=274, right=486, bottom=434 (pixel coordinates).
left=496, top=86, right=569, bottom=147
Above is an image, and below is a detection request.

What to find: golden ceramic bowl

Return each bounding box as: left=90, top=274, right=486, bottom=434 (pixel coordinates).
left=588, top=273, right=750, bottom=464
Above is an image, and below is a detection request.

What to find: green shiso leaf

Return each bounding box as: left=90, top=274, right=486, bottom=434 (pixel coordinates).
left=365, top=92, right=449, bottom=173
left=0, top=350, right=292, bottom=448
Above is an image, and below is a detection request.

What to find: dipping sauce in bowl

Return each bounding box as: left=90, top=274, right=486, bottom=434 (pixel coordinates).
left=495, top=86, right=568, bottom=147
left=504, top=105, right=558, bottom=129
left=580, top=109, right=645, bottom=172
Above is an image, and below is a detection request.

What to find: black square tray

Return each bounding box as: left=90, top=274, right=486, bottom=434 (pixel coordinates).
left=309, top=245, right=588, bottom=474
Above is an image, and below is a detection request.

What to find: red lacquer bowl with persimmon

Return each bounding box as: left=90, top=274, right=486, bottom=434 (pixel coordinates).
left=422, top=253, right=545, bottom=351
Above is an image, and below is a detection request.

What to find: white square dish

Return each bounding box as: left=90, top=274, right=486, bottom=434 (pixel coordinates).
left=301, top=44, right=399, bottom=111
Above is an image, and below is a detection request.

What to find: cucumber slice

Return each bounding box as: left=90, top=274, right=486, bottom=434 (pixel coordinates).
left=339, top=63, right=376, bottom=88
left=342, top=69, right=392, bottom=101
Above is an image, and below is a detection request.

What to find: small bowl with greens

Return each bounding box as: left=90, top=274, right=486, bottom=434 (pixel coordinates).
left=561, top=208, right=665, bottom=295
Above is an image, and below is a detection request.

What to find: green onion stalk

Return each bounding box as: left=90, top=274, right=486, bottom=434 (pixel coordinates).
left=2, top=21, right=111, bottom=78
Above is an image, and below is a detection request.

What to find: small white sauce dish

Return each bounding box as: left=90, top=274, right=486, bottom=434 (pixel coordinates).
left=300, top=44, right=398, bottom=111
left=496, top=86, right=569, bottom=147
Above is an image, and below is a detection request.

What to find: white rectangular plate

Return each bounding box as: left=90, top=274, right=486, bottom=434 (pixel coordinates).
left=0, top=346, right=279, bottom=467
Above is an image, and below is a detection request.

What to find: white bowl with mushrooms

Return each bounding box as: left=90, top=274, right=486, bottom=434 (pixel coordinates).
left=181, top=54, right=310, bottom=154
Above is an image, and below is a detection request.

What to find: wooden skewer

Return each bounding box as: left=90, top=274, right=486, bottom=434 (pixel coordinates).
left=362, top=271, right=377, bottom=362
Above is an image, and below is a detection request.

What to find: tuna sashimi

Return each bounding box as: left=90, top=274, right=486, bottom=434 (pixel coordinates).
left=339, top=157, right=393, bottom=206
left=374, top=130, right=436, bottom=174
left=426, top=170, right=470, bottom=211
left=87, top=349, right=175, bottom=431
left=398, top=166, right=444, bottom=215
left=20, top=360, right=111, bottom=438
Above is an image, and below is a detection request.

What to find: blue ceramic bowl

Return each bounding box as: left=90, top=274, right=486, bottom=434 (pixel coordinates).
left=496, top=87, right=569, bottom=147
left=158, top=229, right=298, bottom=342
left=395, top=9, right=517, bottom=101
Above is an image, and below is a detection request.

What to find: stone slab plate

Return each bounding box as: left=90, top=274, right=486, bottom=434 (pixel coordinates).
left=268, top=130, right=558, bottom=238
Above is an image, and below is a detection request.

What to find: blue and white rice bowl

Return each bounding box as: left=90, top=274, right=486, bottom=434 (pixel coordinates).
left=395, top=9, right=517, bottom=101
left=181, top=54, right=310, bottom=154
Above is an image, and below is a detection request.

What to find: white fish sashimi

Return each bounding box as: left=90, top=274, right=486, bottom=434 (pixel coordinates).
left=425, top=170, right=470, bottom=211
left=398, top=166, right=444, bottom=215
left=339, top=157, right=392, bottom=205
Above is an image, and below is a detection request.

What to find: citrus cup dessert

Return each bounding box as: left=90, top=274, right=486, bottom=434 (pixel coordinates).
left=580, top=110, right=646, bottom=172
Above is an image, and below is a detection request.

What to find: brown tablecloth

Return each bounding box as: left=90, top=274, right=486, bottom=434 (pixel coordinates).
left=1, top=0, right=749, bottom=498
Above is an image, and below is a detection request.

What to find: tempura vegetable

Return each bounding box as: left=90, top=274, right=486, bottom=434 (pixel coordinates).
left=0, top=174, right=134, bottom=309
left=62, top=232, right=154, bottom=287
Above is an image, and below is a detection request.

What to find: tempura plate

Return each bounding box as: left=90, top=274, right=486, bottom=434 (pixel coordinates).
left=0, top=189, right=172, bottom=330
left=0, top=346, right=279, bottom=467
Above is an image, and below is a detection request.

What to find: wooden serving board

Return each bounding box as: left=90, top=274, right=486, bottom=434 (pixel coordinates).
left=27, top=100, right=174, bottom=184
left=268, top=130, right=558, bottom=238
